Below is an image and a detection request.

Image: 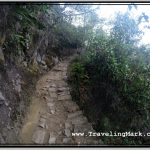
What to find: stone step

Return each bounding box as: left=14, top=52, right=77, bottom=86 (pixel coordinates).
left=57, top=81, right=68, bottom=87
left=49, top=92, right=57, bottom=98
left=32, top=129, right=46, bottom=144
left=64, top=129, right=71, bottom=137
left=49, top=87, right=57, bottom=92
left=47, top=97, right=55, bottom=102
left=69, top=116, right=88, bottom=125
left=47, top=102, right=54, bottom=107
left=49, top=83, right=57, bottom=88
left=63, top=101, right=80, bottom=113
left=58, top=94, right=71, bottom=101
left=53, top=68, right=63, bottom=71
left=57, top=87, right=70, bottom=92
left=25, top=61, right=103, bottom=145
left=0, top=133, right=5, bottom=144
left=48, top=132, right=57, bottom=144
left=73, top=123, right=94, bottom=133
left=65, top=122, right=73, bottom=131
left=68, top=111, right=83, bottom=119
left=58, top=91, right=70, bottom=96
left=38, top=117, right=46, bottom=128
left=63, top=137, right=73, bottom=144
left=62, top=72, right=67, bottom=76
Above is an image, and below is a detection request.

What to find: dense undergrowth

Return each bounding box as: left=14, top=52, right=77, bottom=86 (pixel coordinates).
left=68, top=13, right=150, bottom=145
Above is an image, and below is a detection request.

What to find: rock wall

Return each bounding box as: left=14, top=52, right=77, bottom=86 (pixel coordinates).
left=0, top=4, right=82, bottom=144
left=0, top=5, right=58, bottom=144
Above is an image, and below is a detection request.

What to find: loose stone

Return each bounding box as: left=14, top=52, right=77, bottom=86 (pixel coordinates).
left=64, top=129, right=71, bottom=137
left=58, top=95, right=71, bottom=101
left=68, top=111, right=82, bottom=119
left=49, top=132, right=56, bottom=144
left=32, top=130, right=46, bottom=144
left=39, top=118, right=46, bottom=128
left=63, top=138, right=72, bottom=144
left=50, top=92, right=57, bottom=98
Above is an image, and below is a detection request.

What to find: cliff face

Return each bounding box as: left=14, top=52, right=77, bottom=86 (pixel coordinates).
left=0, top=6, right=51, bottom=143
left=0, top=4, right=80, bottom=143
left=0, top=62, right=37, bottom=143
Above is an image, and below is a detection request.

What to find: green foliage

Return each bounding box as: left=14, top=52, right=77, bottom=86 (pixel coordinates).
left=14, top=5, right=46, bottom=29
left=2, top=4, right=85, bottom=63
left=69, top=11, right=150, bottom=145
left=111, top=12, right=143, bottom=45
left=71, top=61, right=90, bottom=84
left=1, top=4, right=150, bottom=145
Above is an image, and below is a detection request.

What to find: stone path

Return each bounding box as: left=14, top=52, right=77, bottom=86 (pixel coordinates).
left=20, top=58, right=103, bottom=145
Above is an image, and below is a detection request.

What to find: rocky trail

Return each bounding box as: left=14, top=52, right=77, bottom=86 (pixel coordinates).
left=19, top=57, right=103, bottom=146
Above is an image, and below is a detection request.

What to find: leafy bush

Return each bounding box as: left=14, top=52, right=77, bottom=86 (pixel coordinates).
left=69, top=12, right=150, bottom=145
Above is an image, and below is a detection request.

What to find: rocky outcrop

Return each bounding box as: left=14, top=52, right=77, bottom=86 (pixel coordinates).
left=0, top=5, right=82, bottom=144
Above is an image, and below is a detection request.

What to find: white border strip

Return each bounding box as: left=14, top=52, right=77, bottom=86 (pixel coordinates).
left=0, top=0, right=150, bottom=2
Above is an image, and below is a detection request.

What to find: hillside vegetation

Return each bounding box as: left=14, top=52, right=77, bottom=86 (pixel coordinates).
left=0, top=4, right=84, bottom=143
left=0, top=4, right=149, bottom=145
left=68, top=7, right=150, bottom=145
